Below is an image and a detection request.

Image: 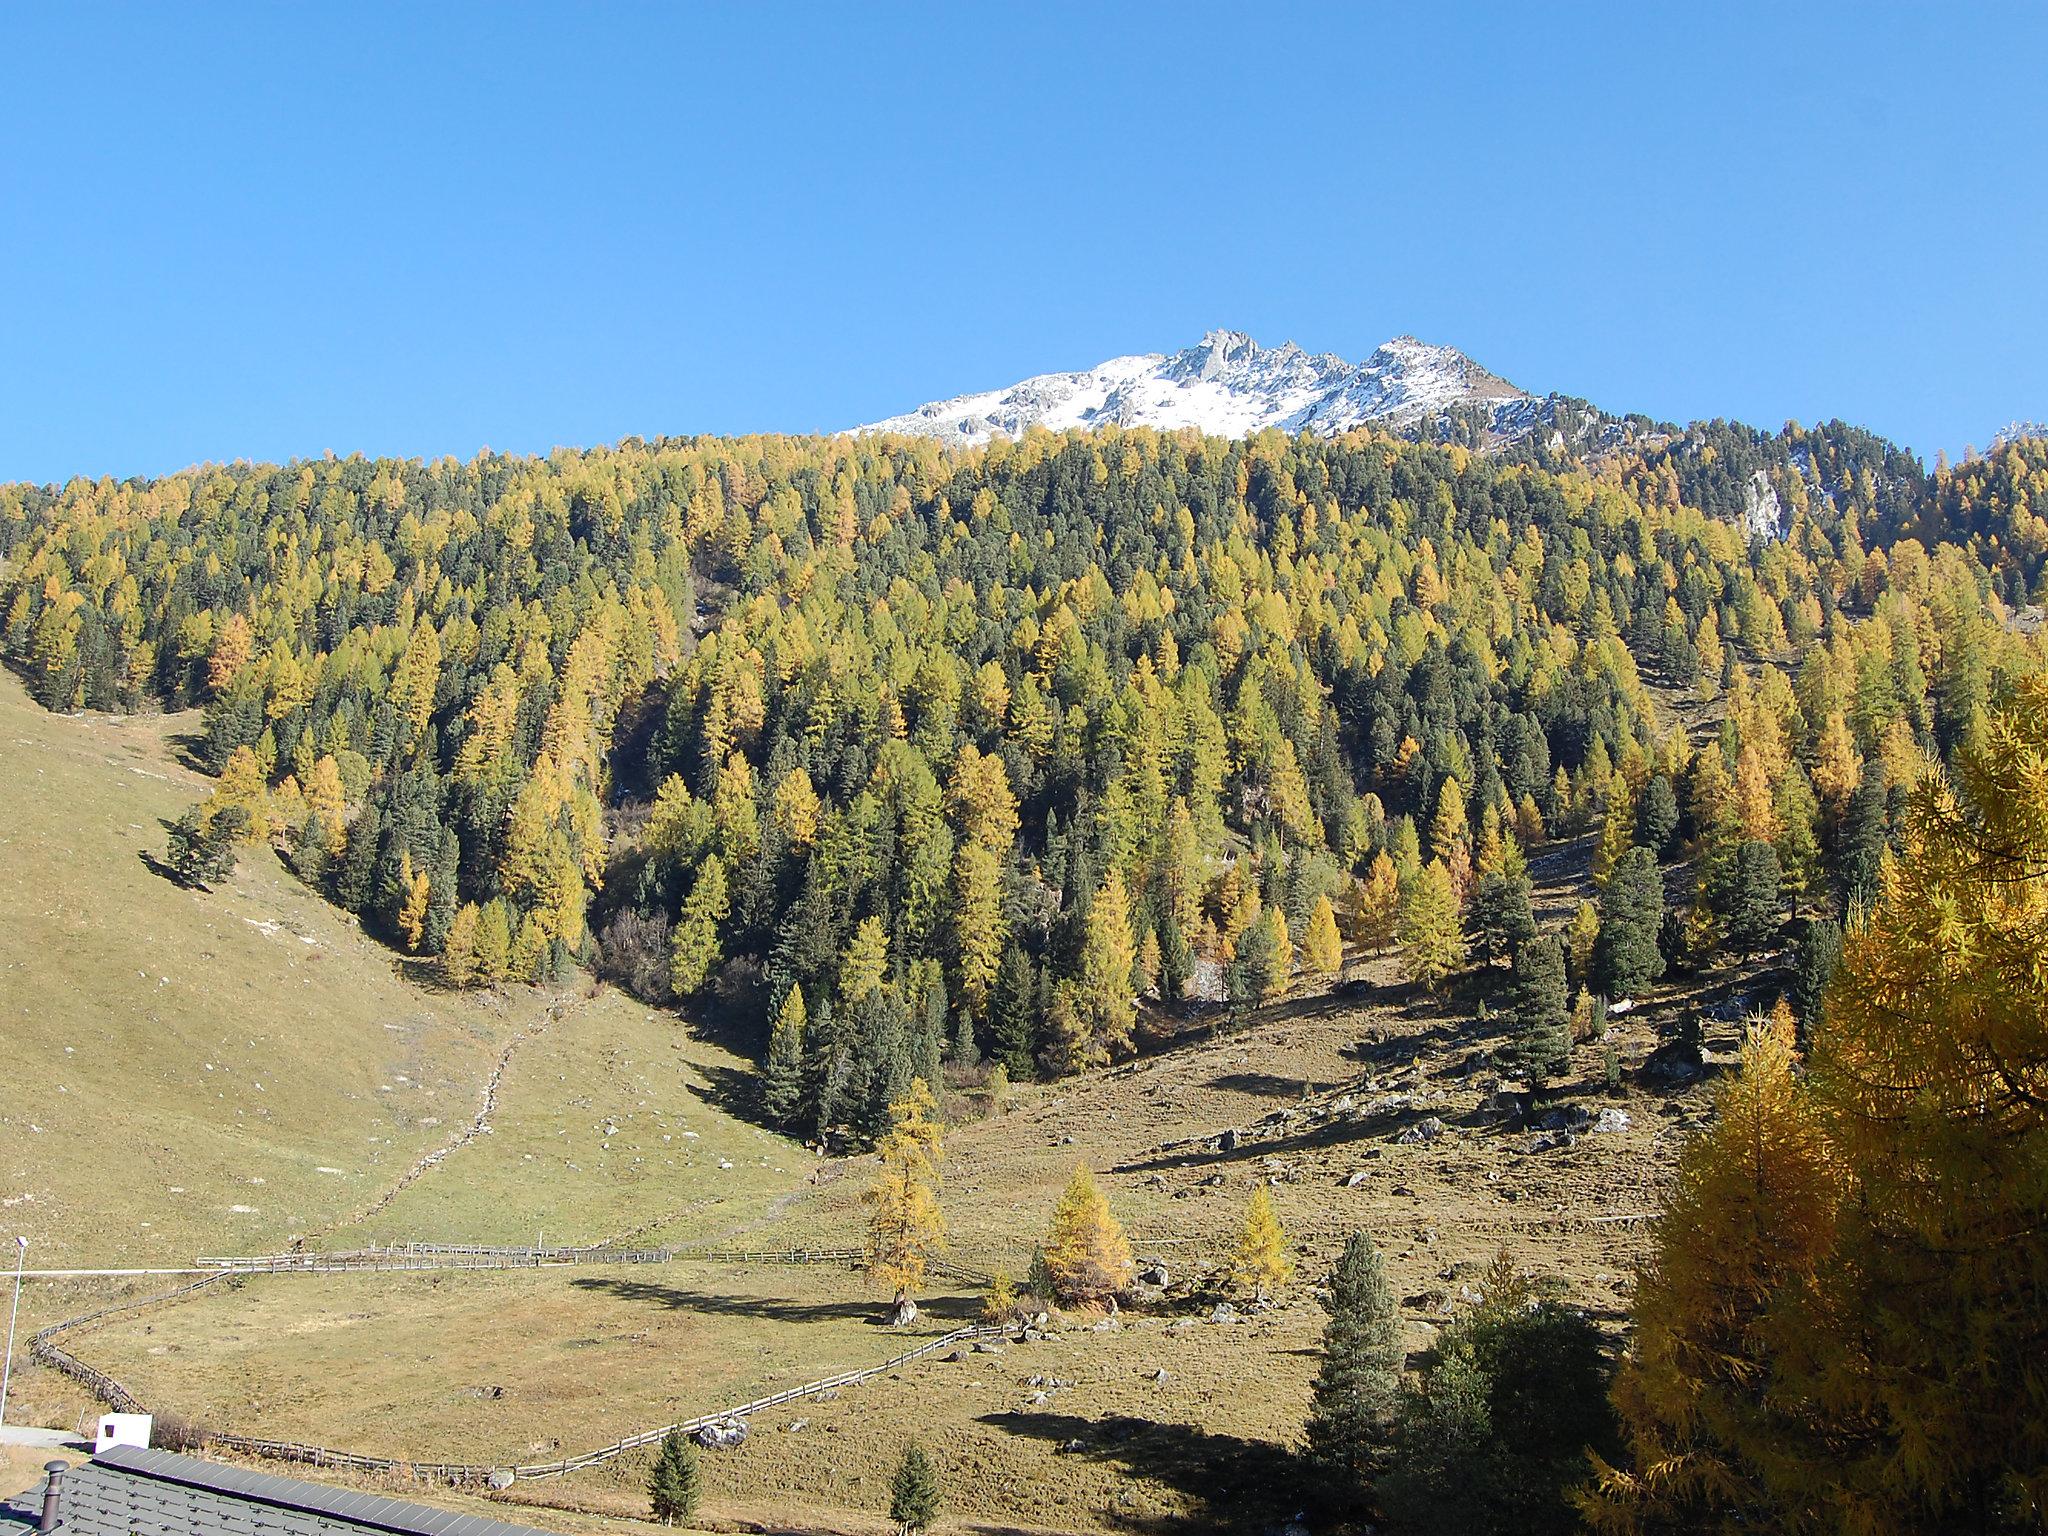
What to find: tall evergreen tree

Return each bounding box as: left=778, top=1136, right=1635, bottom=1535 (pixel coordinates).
left=1788, top=917, right=1841, bottom=1046
left=1304, top=1229, right=1403, bottom=1495
left=990, top=943, right=1038, bottom=1081
left=1725, top=839, right=1783, bottom=956
left=648, top=1428, right=701, bottom=1526
left=1509, top=933, right=1570, bottom=1093
left=761, top=984, right=807, bottom=1127
left=1835, top=767, right=1890, bottom=914
left=1634, top=773, right=1680, bottom=857
left=1467, top=837, right=1535, bottom=966
left=1594, top=846, right=1665, bottom=997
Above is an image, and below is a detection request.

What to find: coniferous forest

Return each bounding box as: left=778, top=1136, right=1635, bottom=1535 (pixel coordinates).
left=5, top=416, right=2047, bottom=1529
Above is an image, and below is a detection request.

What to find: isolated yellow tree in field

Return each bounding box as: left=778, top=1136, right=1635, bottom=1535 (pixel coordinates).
left=1043, top=1164, right=1132, bottom=1305
left=865, top=1078, right=947, bottom=1317
left=1230, top=1185, right=1294, bottom=1302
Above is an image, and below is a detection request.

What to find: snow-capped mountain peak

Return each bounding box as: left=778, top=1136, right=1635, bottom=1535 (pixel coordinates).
left=853, top=330, right=1545, bottom=446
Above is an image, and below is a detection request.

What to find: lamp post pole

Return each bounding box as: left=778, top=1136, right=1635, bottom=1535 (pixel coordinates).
left=0, top=1234, right=26, bottom=1430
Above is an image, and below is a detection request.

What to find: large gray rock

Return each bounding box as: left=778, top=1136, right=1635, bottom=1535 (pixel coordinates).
left=696, top=1418, right=749, bottom=1450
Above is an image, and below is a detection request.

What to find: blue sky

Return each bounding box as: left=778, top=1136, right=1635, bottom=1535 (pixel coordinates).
left=3, top=3, right=2042, bottom=483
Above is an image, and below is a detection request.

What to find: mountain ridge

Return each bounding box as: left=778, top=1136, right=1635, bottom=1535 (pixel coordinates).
left=853, top=328, right=1561, bottom=447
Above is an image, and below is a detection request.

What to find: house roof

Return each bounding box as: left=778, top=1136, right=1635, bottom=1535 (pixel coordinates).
left=62, top=1445, right=560, bottom=1535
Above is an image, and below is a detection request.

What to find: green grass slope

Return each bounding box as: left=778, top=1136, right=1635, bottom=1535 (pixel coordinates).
left=0, top=669, right=542, bottom=1263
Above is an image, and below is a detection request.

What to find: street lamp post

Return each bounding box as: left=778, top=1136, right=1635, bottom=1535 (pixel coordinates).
left=0, top=1234, right=25, bottom=1431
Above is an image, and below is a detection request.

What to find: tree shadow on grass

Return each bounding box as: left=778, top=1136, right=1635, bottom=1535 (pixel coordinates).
left=164, top=728, right=210, bottom=774
left=976, top=1410, right=1303, bottom=1533
left=682, top=1057, right=769, bottom=1127
left=568, top=1274, right=984, bottom=1327
left=1108, top=1090, right=1497, bottom=1176
left=1206, top=1071, right=1313, bottom=1099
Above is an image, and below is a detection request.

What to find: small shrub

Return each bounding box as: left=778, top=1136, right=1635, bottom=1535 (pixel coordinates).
left=982, top=1268, right=1021, bottom=1324
left=151, top=1411, right=212, bottom=1453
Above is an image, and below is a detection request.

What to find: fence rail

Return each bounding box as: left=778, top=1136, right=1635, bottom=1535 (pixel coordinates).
left=29, top=1273, right=231, bottom=1414
left=193, top=1241, right=674, bottom=1273
left=191, top=1241, right=999, bottom=1286
left=36, top=1271, right=1006, bottom=1489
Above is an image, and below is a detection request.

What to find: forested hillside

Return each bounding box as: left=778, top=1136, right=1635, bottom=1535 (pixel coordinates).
left=4, top=425, right=2044, bottom=1153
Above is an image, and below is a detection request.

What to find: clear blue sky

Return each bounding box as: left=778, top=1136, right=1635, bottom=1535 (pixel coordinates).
left=3, top=3, right=2042, bottom=484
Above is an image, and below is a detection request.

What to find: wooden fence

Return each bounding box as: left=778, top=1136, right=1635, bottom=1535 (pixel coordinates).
left=192, top=1241, right=998, bottom=1285
left=193, top=1241, right=672, bottom=1273
left=33, top=1268, right=1008, bottom=1489
left=29, top=1273, right=232, bottom=1414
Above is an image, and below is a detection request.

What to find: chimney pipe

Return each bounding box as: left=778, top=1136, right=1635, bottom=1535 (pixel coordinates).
left=38, top=1458, right=66, bottom=1532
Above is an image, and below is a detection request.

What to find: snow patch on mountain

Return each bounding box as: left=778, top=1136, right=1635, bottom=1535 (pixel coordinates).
left=1991, top=421, right=2048, bottom=451
left=854, top=330, right=1547, bottom=447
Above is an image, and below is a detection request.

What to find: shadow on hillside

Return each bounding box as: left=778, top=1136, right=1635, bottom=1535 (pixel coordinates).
left=568, top=1274, right=983, bottom=1326
left=1206, top=1072, right=1310, bottom=1099
left=682, top=1056, right=767, bottom=1126
left=1137, top=970, right=1436, bottom=1061
left=976, top=1410, right=1300, bottom=1533
left=164, top=728, right=210, bottom=774
left=1109, top=1090, right=1497, bottom=1176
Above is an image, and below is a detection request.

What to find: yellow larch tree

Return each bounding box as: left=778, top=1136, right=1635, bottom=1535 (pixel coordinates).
left=1230, top=1184, right=1294, bottom=1302
left=1349, top=850, right=1400, bottom=955
left=1043, top=1164, right=1133, bottom=1306
left=1583, top=1008, right=1841, bottom=1532
left=1303, top=892, right=1344, bottom=977
left=864, top=1077, right=947, bottom=1318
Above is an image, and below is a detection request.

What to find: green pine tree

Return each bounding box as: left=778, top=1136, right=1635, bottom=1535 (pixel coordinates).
left=1594, top=846, right=1665, bottom=997
left=1725, top=838, right=1784, bottom=956
left=1509, top=933, right=1571, bottom=1094
left=1633, top=773, right=1680, bottom=857
left=761, top=984, right=807, bottom=1127
left=991, top=943, right=1038, bottom=1080
left=1835, top=768, right=1890, bottom=913
left=648, top=1427, right=701, bottom=1526
left=1467, top=840, right=1535, bottom=966
left=889, top=1441, right=941, bottom=1535
left=1304, top=1229, right=1403, bottom=1496
left=1789, top=916, right=1841, bottom=1048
